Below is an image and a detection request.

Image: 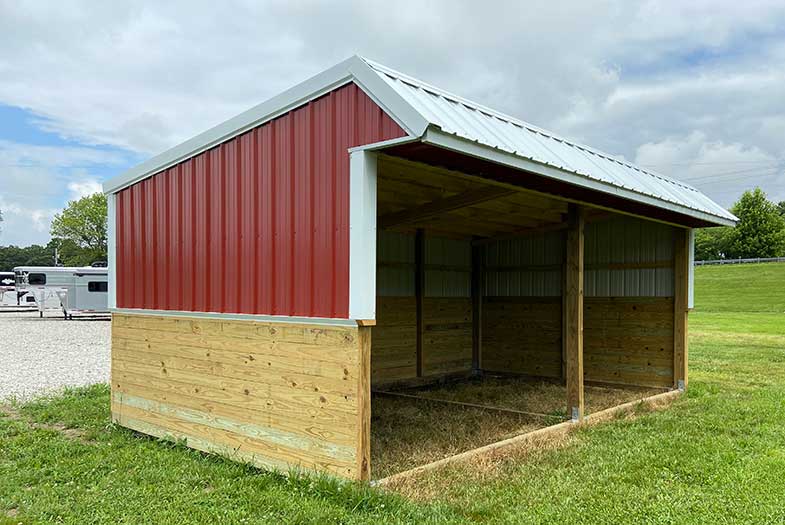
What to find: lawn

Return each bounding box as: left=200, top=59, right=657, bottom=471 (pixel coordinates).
left=2, top=263, right=784, bottom=524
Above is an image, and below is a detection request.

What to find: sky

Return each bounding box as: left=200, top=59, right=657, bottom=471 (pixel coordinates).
left=1, top=0, right=784, bottom=246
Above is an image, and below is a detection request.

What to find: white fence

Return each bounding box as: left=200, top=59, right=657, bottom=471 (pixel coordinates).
left=695, top=257, right=785, bottom=266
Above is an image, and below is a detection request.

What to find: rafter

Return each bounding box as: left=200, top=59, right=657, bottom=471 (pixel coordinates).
left=378, top=186, right=516, bottom=229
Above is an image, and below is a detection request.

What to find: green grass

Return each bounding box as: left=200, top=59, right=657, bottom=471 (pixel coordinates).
left=694, top=262, right=785, bottom=313
left=2, top=263, right=785, bottom=523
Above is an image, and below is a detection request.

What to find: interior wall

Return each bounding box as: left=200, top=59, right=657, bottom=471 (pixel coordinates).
left=480, top=215, right=677, bottom=388
left=584, top=297, right=674, bottom=387
left=374, top=232, right=472, bottom=385
left=481, top=230, right=564, bottom=377
left=374, top=215, right=677, bottom=389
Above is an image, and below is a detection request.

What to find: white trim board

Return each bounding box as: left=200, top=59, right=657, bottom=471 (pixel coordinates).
left=348, top=150, right=377, bottom=320
left=107, top=193, right=117, bottom=309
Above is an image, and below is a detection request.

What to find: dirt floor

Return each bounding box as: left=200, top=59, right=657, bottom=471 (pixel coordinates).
left=370, top=375, right=662, bottom=479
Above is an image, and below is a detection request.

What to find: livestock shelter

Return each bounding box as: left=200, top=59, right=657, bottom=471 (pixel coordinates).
left=104, top=56, right=736, bottom=481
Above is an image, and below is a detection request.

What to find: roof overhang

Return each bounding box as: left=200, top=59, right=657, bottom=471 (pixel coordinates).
left=416, top=128, right=737, bottom=228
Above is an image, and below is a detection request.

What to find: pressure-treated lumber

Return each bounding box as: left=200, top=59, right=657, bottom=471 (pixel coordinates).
left=111, top=313, right=366, bottom=480
left=673, top=227, right=690, bottom=390
left=376, top=389, right=681, bottom=485
left=564, top=204, right=585, bottom=421
left=481, top=297, right=562, bottom=378
left=372, top=297, right=417, bottom=383
left=415, top=229, right=425, bottom=377
left=378, top=186, right=516, bottom=229
left=471, top=244, right=483, bottom=372
left=583, top=297, right=675, bottom=388
left=357, top=326, right=372, bottom=480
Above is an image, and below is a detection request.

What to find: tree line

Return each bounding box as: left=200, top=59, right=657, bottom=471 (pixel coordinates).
left=695, top=188, right=785, bottom=261
left=0, top=187, right=783, bottom=271
left=0, top=193, right=107, bottom=272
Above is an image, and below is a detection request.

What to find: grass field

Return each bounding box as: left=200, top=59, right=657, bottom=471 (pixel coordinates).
left=2, top=263, right=784, bottom=524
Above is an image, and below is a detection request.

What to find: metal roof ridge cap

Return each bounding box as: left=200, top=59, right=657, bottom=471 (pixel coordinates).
left=350, top=58, right=430, bottom=138
left=422, top=128, right=737, bottom=227
left=104, top=55, right=364, bottom=194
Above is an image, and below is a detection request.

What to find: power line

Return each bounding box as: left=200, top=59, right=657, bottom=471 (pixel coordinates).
left=677, top=167, right=783, bottom=184
left=641, top=160, right=781, bottom=167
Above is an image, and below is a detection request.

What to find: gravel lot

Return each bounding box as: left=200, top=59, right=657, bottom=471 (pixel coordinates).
left=0, top=310, right=110, bottom=401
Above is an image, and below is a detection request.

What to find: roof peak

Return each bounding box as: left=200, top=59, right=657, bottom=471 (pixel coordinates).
left=357, top=55, right=706, bottom=197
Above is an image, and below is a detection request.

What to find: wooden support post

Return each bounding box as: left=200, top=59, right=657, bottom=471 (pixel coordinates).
left=356, top=325, right=372, bottom=481
left=471, top=243, right=483, bottom=374
left=564, top=204, right=585, bottom=421
left=415, top=229, right=425, bottom=378
left=561, top=251, right=567, bottom=384
left=673, top=228, right=690, bottom=391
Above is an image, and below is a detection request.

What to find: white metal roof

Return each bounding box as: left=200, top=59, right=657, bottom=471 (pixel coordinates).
left=104, top=55, right=736, bottom=226
left=361, top=58, right=737, bottom=226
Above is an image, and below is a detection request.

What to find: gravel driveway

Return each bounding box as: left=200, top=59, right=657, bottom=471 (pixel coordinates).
left=0, top=310, right=110, bottom=401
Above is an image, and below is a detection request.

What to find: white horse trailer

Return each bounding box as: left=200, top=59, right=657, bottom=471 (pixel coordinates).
left=13, top=266, right=109, bottom=318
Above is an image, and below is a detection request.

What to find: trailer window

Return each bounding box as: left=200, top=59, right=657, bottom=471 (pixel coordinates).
left=28, top=273, right=46, bottom=285
left=88, top=281, right=108, bottom=292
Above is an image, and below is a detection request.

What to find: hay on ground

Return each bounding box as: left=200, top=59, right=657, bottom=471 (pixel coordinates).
left=370, top=375, right=661, bottom=480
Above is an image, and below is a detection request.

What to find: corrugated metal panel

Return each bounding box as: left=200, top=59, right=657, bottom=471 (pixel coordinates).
left=115, top=83, right=406, bottom=318
left=377, top=231, right=415, bottom=297
left=585, top=216, right=674, bottom=297
left=483, top=230, right=563, bottom=297
left=425, top=237, right=471, bottom=297
left=362, top=58, right=737, bottom=225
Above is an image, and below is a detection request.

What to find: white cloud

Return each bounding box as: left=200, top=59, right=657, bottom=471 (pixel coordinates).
left=67, top=179, right=103, bottom=201
left=635, top=131, right=785, bottom=207
left=0, top=0, right=784, bottom=227
left=0, top=141, right=128, bottom=245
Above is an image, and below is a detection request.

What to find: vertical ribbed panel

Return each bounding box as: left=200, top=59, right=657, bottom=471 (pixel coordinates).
left=376, top=231, right=415, bottom=297
left=425, top=237, right=471, bottom=298
left=376, top=233, right=472, bottom=297
left=585, top=216, right=674, bottom=297
left=115, top=83, right=406, bottom=318
left=483, top=230, right=564, bottom=297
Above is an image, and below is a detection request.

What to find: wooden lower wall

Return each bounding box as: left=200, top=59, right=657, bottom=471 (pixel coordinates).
left=584, top=297, right=674, bottom=388
left=373, top=297, right=472, bottom=384
left=373, top=297, right=417, bottom=383
left=481, top=297, right=563, bottom=378
left=111, top=313, right=366, bottom=479
left=373, top=296, right=674, bottom=388
left=481, top=296, right=674, bottom=388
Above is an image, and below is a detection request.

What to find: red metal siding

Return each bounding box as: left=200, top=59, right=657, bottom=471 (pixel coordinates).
left=115, top=83, right=406, bottom=318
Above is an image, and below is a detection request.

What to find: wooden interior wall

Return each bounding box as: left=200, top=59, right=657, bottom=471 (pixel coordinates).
left=481, top=297, right=562, bottom=378
left=372, top=297, right=417, bottom=383
left=584, top=297, right=675, bottom=388
left=422, top=297, right=473, bottom=376
left=111, top=313, right=366, bottom=479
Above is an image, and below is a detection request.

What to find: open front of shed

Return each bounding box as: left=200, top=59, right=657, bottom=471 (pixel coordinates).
left=104, top=56, right=737, bottom=482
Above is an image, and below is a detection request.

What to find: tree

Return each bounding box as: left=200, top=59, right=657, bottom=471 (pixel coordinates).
left=694, top=227, right=731, bottom=261
left=50, top=192, right=107, bottom=266
left=777, top=201, right=785, bottom=218
left=724, top=188, right=785, bottom=259
left=0, top=244, right=55, bottom=271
